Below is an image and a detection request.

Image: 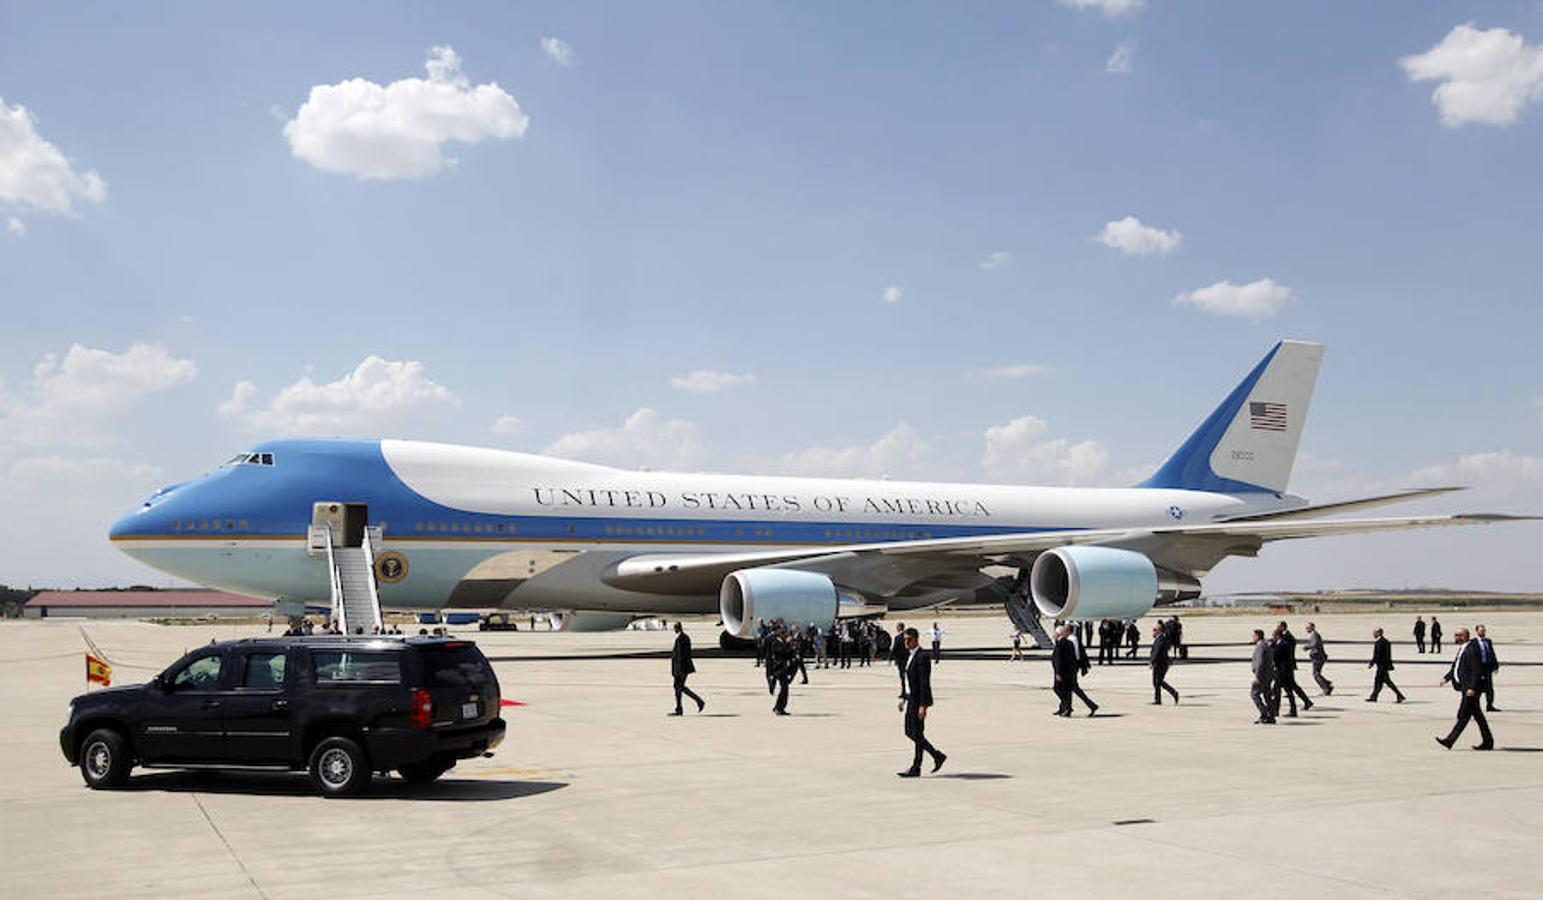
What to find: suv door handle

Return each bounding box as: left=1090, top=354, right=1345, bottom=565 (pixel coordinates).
left=202, top=699, right=223, bottom=709
left=271, top=699, right=288, bottom=710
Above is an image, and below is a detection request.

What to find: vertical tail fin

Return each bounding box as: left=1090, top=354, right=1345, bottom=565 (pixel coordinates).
left=1140, top=341, right=1324, bottom=494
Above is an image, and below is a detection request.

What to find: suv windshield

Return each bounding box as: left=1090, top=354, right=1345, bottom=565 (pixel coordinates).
left=420, top=645, right=493, bottom=689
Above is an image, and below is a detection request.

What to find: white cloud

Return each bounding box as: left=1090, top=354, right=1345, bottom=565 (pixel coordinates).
left=6, top=216, right=23, bottom=236
left=218, top=356, right=460, bottom=435
left=9, top=455, right=161, bottom=482
left=967, top=363, right=1047, bottom=379
left=1174, top=277, right=1295, bottom=320
left=0, top=343, right=196, bottom=447
left=1096, top=216, right=1181, bottom=256
left=0, top=97, right=106, bottom=224
left=979, top=250, right=1012, bottom=270
left=541, top=36, right=577, bottom=67
left=283, top=45, right=529, bottom=180
left=1106, top=40, right=1136, bottom=75
left=669, top=370, right=755, bottom=394
left=882, top=285, right=903, bottom=303
left=982, top=415, right=1111, bottom=486
left=545, top=408, right=706, bottom=471
left=1058, top=0, right=1144, bottom=17
left=1409, top=450, right=1543, bottom=488
left=1400, top=23, right=1543, bottom=127
left=491, top=414, right=524, bottom=435
left=771, top=424, right=931, bottom=479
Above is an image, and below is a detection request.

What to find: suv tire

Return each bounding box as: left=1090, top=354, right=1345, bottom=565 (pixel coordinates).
left=79, top=727, right=132, bottom=789
left=308, top=736, right=370, bottom=797
left=398, top=760, right=453, bottom=784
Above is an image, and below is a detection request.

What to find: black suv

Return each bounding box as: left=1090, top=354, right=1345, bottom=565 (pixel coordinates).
left=60, top=636, right=506, bottom=796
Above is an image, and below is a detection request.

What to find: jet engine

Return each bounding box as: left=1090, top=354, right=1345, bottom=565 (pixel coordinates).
left=720, top=568, right=838, bottom=638
left=1030, top=546, right=1199, bottom=621
left=549, top=611, right=636, bottom=632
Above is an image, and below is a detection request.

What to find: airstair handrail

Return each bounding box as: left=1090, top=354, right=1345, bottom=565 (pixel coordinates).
left=356, top=525, right=383, bottom=633
left=323, top=528, right=347, bottom=634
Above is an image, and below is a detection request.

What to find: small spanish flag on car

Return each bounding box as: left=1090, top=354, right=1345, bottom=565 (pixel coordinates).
left=86, top=654, right=112, bottom=687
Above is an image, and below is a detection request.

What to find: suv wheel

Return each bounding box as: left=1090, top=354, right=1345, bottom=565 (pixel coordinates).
left=80, top=728, right=132, bottom=789
left=308, top=737, right=370, bottom=797
left=398, top=760, right=453, bottom=784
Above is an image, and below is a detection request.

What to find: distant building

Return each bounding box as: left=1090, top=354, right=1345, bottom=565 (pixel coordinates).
left=23, top=590, right=272, bottom=619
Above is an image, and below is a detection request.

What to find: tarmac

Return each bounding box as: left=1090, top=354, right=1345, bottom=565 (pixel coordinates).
left=3, top=609, right=1541, bottom=898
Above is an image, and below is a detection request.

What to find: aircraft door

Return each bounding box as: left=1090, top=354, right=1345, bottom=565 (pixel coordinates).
left=312, top=502, right=368, bottom=548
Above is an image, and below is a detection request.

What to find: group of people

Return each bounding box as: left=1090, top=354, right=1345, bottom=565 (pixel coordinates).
left=1043, top=614, right=1506, bottom=753
left=666, top=611, right=1510, bottom=777
left=1248, top=621, right=1322, bottom=723
left=1412, top=615, right=1444, bottom=653
left=279, top=617, right=407, bottom=636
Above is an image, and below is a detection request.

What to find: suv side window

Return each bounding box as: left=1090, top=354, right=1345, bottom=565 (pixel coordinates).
left=240, top=652, right=286, bottom=690
left=170, top=653, right=223, bottom=690
left=311, top=651, right=401, bottom=684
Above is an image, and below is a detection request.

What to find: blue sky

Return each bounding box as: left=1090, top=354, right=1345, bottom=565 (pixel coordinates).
left=2, top=1, right=1540, bottom=591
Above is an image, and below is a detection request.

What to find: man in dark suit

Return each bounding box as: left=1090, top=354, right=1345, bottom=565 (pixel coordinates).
left=1149, top=621, right=1179, bottom=704
left=898, top=627, right=945, bottom=777
left=668, top=622, right=706, bottom=716
left=1413, top=616, right=1426, bottom=654
left=1271, top=622, right=1313, bottom=717
left=768, top=628, right=796, bottom=716
left=890, top=621, right=909, bottom=699
left=1366, top=627, right=1405, bottom=703
left=1051, top=625, right=1076, bottom=716
left=1430, top=616, right=1443, bottom=654
left=1437, top=627, right=1493, bottom=750
left=1125, top=619, right=1139, bottom=659
left=1474, top=624, right=1500, bottom=712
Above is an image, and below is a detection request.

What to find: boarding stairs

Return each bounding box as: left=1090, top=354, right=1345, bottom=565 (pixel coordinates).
left=310, top=525, right=384, bottom=635
left=1004, top=571, right=1054, bottom=650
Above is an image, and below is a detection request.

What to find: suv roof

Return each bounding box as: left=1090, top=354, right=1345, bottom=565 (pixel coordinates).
left=203, top=636, right=480, bottom=652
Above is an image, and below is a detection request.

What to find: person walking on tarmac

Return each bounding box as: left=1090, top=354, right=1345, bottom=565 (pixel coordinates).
left=897, top=627, right=946, bottom=777
left=1474, top=624, right=1501, bottom=712
left=1430, top=616, right=1443, bottom=654
left=1436, top=627, right=1493, bottom=751
left=1055, top=625, right=1099, bottom=717
left=1051, top=625, right=1076, bottom=716
left=769, top=628, right=796, bottom=716
left=1149, top=621, right=1179, bottom=705
left=1413, top=616, right=1427, bottom=654
left=1302, top=622, right=1334, bottom=696
left=668, top=622, right=706, bottom=716
left=1367, top=627, right=1405, bottom=703
left=1270, top=622, right=1313, bottom=717
left=1250, top=629, right=1276, bottom=724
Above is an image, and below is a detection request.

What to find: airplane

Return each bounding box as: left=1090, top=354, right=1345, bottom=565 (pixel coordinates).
left=109, top=341, right=1534, bottom=644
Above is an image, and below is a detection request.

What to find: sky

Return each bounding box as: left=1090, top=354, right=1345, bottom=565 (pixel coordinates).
left=2, top=1, right=1541, bottom=593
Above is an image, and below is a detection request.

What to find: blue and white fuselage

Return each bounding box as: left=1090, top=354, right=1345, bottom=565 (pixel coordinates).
left=109, top=437, right=1259, bottom=613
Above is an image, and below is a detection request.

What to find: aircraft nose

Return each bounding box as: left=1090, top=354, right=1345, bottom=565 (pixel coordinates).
left=109, top=504, right=154, bottom=540
left=110, top=480, right=192, bottom=540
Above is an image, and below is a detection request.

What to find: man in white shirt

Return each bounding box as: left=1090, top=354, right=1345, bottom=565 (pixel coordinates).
left=929, top=622, right=943, bottom=664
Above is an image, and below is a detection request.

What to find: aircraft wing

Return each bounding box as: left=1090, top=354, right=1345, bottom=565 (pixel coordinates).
left=601, top=512, right=1537, bottom=597
left=1215, top=486, right=1464, bottom=522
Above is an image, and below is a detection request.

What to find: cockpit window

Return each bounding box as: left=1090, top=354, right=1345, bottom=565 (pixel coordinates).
left=222, top=452, right=275, bottom=468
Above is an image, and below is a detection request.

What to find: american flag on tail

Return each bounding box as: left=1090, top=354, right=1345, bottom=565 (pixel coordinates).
left=1249, top=401, right=1287, bottom=431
